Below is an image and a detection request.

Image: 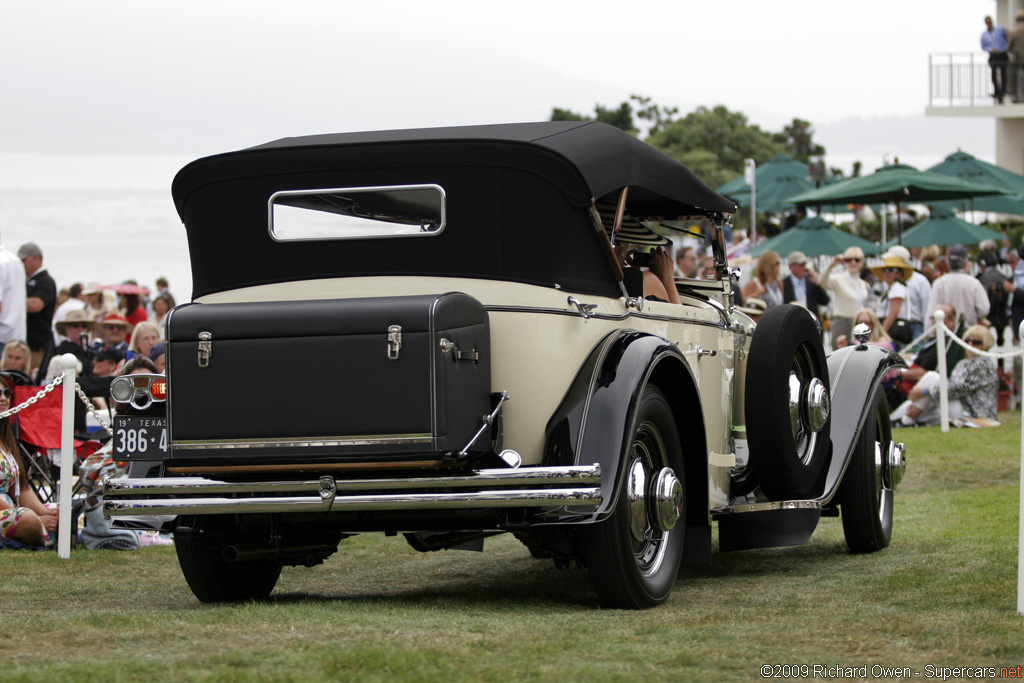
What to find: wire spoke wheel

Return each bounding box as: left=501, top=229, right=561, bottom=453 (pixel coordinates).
left=839, top=385, right=896, bottom=553
left=583, top=386, right=685, bottom=609
left=746, top=305, right=831, bottom=500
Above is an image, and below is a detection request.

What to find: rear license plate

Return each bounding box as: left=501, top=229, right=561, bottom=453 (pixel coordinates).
left=113, top=415, right=168, bottom=460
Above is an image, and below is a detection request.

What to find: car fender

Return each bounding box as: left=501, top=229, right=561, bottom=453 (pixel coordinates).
left=539, top=329, right=708, bottom=534
left=821, top=343, right=906, bottom=504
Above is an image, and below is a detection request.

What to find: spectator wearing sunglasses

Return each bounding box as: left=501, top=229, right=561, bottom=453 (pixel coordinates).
left=92, top=313, right=130, bottom=353
left=822, top=246, right=870, bottom=347
left=884, top=246, right=931, bottom=342
left=50, top=309, right=95, bottom=378
left=892, top=324, right=998, bottom=426
left=869, top=255, right=915, bottom=347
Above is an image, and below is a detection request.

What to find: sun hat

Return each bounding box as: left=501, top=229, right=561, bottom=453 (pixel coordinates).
left=842, top=246, right=865, bottom=261
left=736, top=298, right=768, bottom=317
left=786, top=251, right=807, bottom=265
left=82, top=282, right=103, bottom=295
left=100, top=313, right=130, bottom=328
left=869, top=256, right=914, bottom=281
left=55, top=309, right=96, bottom=336
left=883, top=245, right=911, bottom=263
left=594, top=201, right=671, bottom=247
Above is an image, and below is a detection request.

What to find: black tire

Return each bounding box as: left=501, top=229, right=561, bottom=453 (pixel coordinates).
left=174, top=516, right=282, bottom=603
left=745, top=305, right=831, bottom=500
left=839, top=384, right=894, bottom=553
left=583, top=385, right=685, bottom=609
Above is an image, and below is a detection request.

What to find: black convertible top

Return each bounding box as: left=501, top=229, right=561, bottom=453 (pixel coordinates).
left=172, top=122, right=735, bottom=299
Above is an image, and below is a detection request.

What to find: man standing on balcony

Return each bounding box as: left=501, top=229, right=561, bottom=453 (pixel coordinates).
left=982, top=15, right=1009, bottom=104
left=1008, top=11, right=1024, bottom=103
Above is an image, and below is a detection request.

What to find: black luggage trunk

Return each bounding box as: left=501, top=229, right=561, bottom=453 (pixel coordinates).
left=164, top=292, right=492, bottom=465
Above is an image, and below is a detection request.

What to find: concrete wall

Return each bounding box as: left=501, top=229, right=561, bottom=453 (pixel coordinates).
left=997, top=118, right=1024, bottom=173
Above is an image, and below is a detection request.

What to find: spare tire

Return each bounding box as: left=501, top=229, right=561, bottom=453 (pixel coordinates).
left=745, top=304, right=831, bottom=500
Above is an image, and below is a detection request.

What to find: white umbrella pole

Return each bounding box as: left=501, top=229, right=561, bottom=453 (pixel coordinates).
left=881, top=206, right=887, bottom=247
left=745, top=158, right=757, bottom=242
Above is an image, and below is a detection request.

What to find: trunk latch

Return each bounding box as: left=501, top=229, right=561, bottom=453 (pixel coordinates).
left=387, top=325, right=402, bottom=360
left=197, top=331, right=212, bottom=368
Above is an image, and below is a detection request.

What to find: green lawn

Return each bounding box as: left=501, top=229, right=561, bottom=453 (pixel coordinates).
left=3, top=415, right=1023, bottom=681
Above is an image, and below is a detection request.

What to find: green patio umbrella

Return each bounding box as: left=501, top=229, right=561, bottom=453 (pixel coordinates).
left=881, top=205, right=1006, bottom=248
left=785, top=163, right=1009, bottom=242
left=927, top=151, right=1024, bottom=193
left=718, top=153, right=845, bottom=214
left=748, top=215, right=881, bottom=259
left=969, top=190, right=1024, bottom=215
left=927, top=151, right=1024, bottom=216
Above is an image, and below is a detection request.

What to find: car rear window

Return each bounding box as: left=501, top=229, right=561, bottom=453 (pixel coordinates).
left=269, top=184, right=446, bottom=241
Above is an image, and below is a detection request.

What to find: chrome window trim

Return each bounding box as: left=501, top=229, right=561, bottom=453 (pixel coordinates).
left=267, top=183, right=447, bottom=243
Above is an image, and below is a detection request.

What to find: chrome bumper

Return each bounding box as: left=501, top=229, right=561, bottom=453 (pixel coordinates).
left=103, top=465, right=602, bottom=517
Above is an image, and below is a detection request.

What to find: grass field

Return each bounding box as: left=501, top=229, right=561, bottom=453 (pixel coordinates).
left=3, top=415, right=1024, bottom=681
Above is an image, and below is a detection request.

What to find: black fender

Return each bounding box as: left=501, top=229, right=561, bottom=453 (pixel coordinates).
left=820, top=343, right=906, bottom=504
left=537, top=330, right=710, bottom=553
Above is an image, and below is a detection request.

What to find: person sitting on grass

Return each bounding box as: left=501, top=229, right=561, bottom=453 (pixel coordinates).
left=0, top=374, right=58, bottom=547
left=890, top=324, right=999, bottom=426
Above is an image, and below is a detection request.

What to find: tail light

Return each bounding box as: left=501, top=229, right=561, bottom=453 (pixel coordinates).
left=110, top=374, right=168, bottom=410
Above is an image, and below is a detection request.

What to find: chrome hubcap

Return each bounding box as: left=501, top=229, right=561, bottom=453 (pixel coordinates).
left=787, top=346, right=830, bottom=466
left=626, top=421, right=679, bottom=577
left=650, top=468, right=683, bottom=532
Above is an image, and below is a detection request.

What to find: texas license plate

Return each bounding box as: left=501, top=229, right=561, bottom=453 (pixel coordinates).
left=113, top=415, right=168, bottom=460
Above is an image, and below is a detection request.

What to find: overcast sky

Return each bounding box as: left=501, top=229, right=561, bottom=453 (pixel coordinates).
left=0, top=0, right=1001, bottom=174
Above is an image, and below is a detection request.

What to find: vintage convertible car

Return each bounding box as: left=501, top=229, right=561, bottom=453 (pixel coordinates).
left=104, top=121, right=906, bottom=608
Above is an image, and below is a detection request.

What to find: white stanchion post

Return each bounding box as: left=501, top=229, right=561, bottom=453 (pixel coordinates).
left=934, top=309, right=950, bottom=433
left=744, top=158, right=757, bottom=243
left=1018, top=321, right=1024, bottom=616
left=57, top=354, right=77, bottom=558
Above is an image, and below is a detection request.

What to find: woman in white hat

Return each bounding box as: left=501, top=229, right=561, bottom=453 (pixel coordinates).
left=821, top=246, right=870, bottom=345
left=869, top=255, right=915, bottom=346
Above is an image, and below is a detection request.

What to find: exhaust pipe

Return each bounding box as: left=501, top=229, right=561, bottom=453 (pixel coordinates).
left=222, top=542, right=337, bottom=563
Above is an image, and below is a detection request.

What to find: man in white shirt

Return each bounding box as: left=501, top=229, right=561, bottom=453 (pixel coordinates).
left=0, top=239, right=26, bottom=346
left=926, top=244, right=990, bottom=327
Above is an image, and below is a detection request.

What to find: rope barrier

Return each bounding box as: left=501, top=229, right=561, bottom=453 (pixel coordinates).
left=944, top=327, right=1024, bottom=360
left=897, top=320, right=1023, bottom=360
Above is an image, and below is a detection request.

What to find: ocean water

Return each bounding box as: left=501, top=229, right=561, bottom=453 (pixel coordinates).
left=0, top=153, right=195, bottom=299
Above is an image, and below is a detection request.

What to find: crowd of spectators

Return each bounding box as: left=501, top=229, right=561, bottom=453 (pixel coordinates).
left=674, top=219, right=1017, bottom=427
left=0, top=238, right=174, bottom=549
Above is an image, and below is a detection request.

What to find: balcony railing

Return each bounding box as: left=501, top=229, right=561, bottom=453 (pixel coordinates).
left=928, top=51, right=1019, bottom=106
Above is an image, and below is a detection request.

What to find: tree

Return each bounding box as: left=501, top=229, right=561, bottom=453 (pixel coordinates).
left=550, top=102, right=637, bottom=134
left=645, top=105, right=785, bottom=189
left=630, top=94, right=678, bottom=136
left=772, top=118, right=825, bottom=163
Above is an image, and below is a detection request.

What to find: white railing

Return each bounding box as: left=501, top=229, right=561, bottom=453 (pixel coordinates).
left=928, top=51, right=1016, bottom=107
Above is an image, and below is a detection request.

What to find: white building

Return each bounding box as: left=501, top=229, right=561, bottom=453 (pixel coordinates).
left=927, top=0, right=1024, bottom=173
